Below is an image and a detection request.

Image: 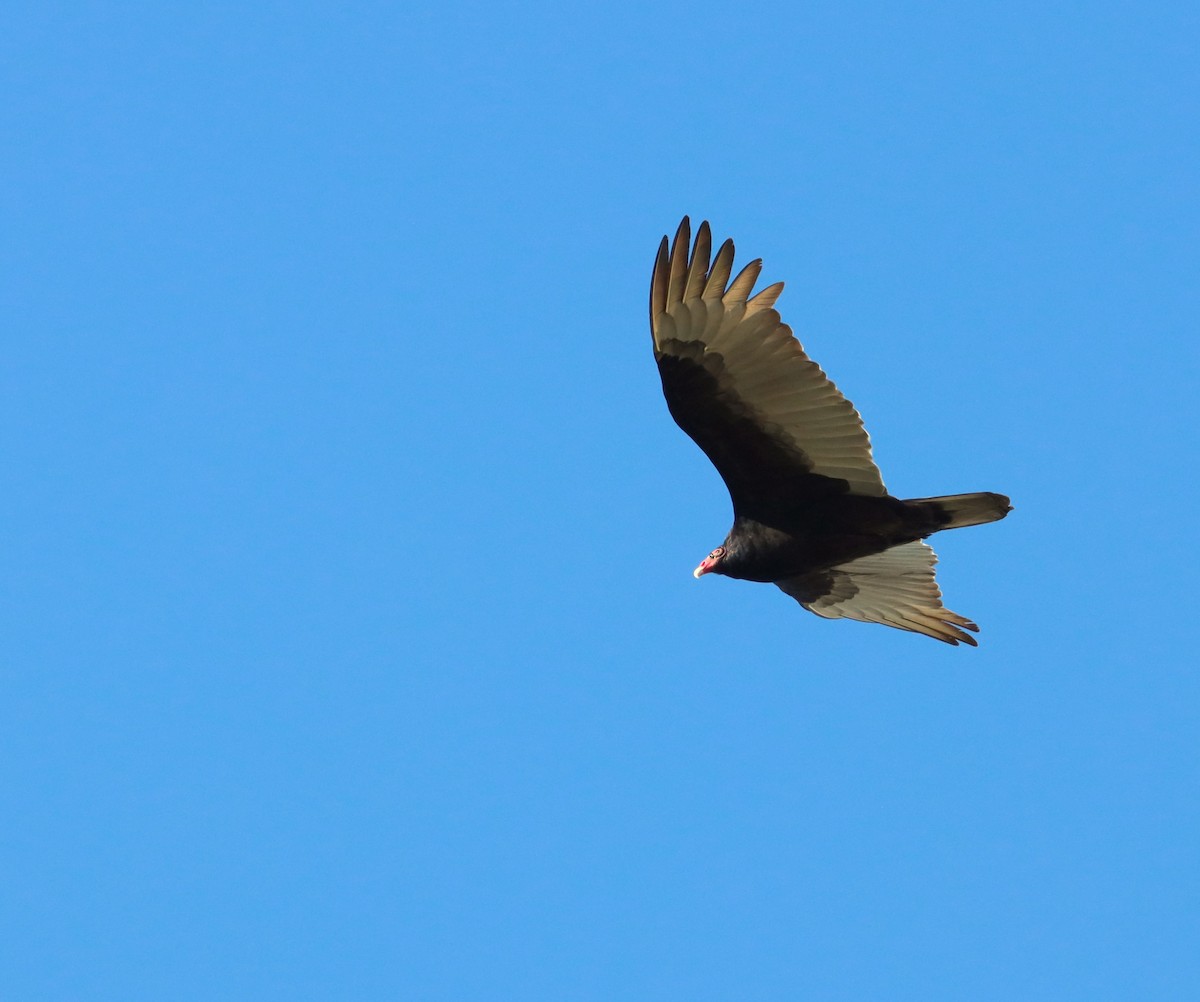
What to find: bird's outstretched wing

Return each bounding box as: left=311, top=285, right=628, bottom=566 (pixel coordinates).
left=775, top=541, right=980, bottom=645
left=650, top=217, right=885, bottom=519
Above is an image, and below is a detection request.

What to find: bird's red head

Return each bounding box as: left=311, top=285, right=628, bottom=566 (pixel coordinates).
left=693, top=545, right=727, bottom=578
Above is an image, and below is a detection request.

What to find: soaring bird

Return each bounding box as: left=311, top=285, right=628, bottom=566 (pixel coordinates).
left=650, top=217, right=1011, bottom=645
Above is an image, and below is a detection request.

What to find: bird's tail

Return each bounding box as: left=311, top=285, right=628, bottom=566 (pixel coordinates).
left=905, top=492, right=1013, bottom=531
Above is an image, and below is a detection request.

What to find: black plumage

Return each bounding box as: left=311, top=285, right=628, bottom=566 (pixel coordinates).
left=649, top=217, right=1011, bottom=645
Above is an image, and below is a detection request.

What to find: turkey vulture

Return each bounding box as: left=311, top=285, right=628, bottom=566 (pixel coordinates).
left=650, top=217, right=1011, bottom=645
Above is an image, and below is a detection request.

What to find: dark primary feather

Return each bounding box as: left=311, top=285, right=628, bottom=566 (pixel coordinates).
left=649, top=217, right=1012, bottom=645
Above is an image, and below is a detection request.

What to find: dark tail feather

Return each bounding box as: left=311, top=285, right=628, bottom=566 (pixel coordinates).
left=906, top=492, right=1013, bottom=531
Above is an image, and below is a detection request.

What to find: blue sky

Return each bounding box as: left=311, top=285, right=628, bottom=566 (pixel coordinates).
left=4, top=2, right=1198, bottom=998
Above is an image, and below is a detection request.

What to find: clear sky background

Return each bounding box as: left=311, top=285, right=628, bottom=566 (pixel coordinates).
left=4, top=2, right=1198, bottom=999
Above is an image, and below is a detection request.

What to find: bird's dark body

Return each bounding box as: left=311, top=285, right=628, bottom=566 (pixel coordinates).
left=714, top=496, right=948, bottom=584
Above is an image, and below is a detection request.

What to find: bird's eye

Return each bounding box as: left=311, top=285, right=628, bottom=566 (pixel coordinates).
left=712, top=547, right=725, bottom=559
